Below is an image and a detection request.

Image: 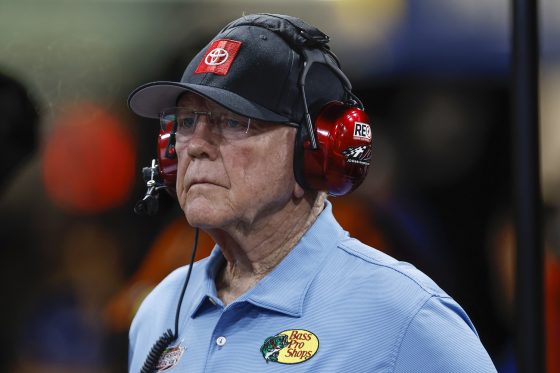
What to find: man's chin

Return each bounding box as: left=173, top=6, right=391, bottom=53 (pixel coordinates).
left=184, top=204, right=229, bottom=230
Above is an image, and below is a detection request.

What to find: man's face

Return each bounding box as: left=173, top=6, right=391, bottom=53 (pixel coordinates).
left=174, top=93, right=300, bottom=231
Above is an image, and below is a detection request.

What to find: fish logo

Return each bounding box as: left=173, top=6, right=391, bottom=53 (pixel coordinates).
left=260, top=334, right=289, bottom=363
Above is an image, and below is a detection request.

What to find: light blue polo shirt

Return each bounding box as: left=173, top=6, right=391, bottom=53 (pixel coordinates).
left=129, top=201, right=496, bottom=372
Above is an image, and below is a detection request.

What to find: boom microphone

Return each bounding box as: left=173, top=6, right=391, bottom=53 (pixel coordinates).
left=134, top=159, right=166, bottom=216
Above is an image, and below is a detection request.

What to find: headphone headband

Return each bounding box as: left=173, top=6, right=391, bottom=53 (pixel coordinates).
left=221, top=13, right=330, bottom=49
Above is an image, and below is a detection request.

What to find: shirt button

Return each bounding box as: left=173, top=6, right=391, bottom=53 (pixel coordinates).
left=216, top=336, right=227, bottom=347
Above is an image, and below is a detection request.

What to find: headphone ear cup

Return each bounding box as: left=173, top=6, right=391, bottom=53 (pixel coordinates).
left=302, top=101, right=372, bottom=196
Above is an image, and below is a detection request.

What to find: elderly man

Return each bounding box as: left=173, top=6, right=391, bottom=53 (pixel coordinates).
left=127, top=14, right=496, bottom=373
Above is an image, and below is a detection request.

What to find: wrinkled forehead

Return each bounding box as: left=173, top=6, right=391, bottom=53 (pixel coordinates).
left=176, top=92, right=226, bottom=112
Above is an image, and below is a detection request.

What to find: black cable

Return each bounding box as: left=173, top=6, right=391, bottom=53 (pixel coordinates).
left=174, top=227, right=199, bottom=337
left=139, top=227, right=200, bottom=373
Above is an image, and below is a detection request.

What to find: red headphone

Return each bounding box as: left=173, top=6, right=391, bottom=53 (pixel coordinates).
left=296, top=100, right=372, bottom=196
left=134, top=15, right=372, bottom=214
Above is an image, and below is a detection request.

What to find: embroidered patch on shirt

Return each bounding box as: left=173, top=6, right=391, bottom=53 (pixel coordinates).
left=156, top=343, right=185, bottom=371
left=260, top=329, right=319, bottom=364
left=194, top=39, right=242, bottom=76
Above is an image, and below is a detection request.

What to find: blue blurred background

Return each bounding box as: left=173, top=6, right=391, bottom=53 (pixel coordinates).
left=1, top=1, right=559, bottom=372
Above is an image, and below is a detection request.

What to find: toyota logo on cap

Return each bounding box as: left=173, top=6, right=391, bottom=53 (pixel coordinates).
left=195, top=39, right=242, bottom=76
left=205, top=47, right=229, bottom=66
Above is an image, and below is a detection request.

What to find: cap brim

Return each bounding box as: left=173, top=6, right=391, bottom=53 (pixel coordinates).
left=128, top=81, right=291, bottom=123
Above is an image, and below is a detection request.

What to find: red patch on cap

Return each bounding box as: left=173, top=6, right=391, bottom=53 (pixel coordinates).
left=194, top=39, right=242, bottom=76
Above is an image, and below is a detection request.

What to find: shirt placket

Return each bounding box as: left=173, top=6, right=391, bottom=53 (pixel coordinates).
left=202, top=300, right=258, bottom=372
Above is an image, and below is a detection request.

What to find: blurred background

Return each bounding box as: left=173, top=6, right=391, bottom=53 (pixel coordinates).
left=0, top=0, right=559, bottom=372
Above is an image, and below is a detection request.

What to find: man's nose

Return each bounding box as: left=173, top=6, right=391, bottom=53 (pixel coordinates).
left=185, top=114, right=219, bottom=160
left=192, top=113, right=214, bottom=136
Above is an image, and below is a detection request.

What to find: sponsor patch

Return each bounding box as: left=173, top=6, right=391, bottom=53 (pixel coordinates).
left=156, top=343, right=185, bottom=371
left=342, top=145, right=372, bottom=166
left=260, top=329, right=319, bottom=364
left=194, top=39, right=242, bottom=76
left=353, top=121, right=371, bottom=141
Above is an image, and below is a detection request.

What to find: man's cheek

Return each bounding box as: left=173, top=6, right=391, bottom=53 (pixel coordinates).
left=175, top=156, right=189, bottom=186
left=174, top=159, right=188, bottom=205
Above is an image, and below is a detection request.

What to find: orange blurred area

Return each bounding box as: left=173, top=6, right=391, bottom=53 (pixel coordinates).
left=105, top=218, right=215, bottom=332
left=41, top=102, right=136, bottom=214
left=332, top=195, right=389, bottom=253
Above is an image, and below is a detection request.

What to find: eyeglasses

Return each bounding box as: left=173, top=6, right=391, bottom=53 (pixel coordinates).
left=160, top=107, right=254, bottom=144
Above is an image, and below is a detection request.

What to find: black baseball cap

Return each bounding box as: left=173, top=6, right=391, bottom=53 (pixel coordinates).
left=128, top=13, right=345, bottom=125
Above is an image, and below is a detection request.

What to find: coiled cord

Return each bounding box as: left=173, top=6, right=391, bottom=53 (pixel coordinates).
left=139, top=228, right=200, bottom=373
left=139, top=329, right=175, bottom=373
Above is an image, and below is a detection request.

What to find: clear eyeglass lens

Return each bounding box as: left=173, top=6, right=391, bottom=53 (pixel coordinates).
left=159, top=107, right=251, bottom=141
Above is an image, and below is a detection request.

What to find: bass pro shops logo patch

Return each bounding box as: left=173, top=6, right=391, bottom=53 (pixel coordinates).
left=260, top=329, right=319, bottom=364
left=342, top=145, right=372, bottom=166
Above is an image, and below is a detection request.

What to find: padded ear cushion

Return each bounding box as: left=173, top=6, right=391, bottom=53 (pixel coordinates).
left=293, top=123, right=308, bottom=190
left=299, top=101, right=372, bottom=196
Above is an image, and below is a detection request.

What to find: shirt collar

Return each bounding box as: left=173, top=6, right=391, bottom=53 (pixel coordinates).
left=190, top=200, right=346, bottom=318
left=189, top=247, right=224, bottom=317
